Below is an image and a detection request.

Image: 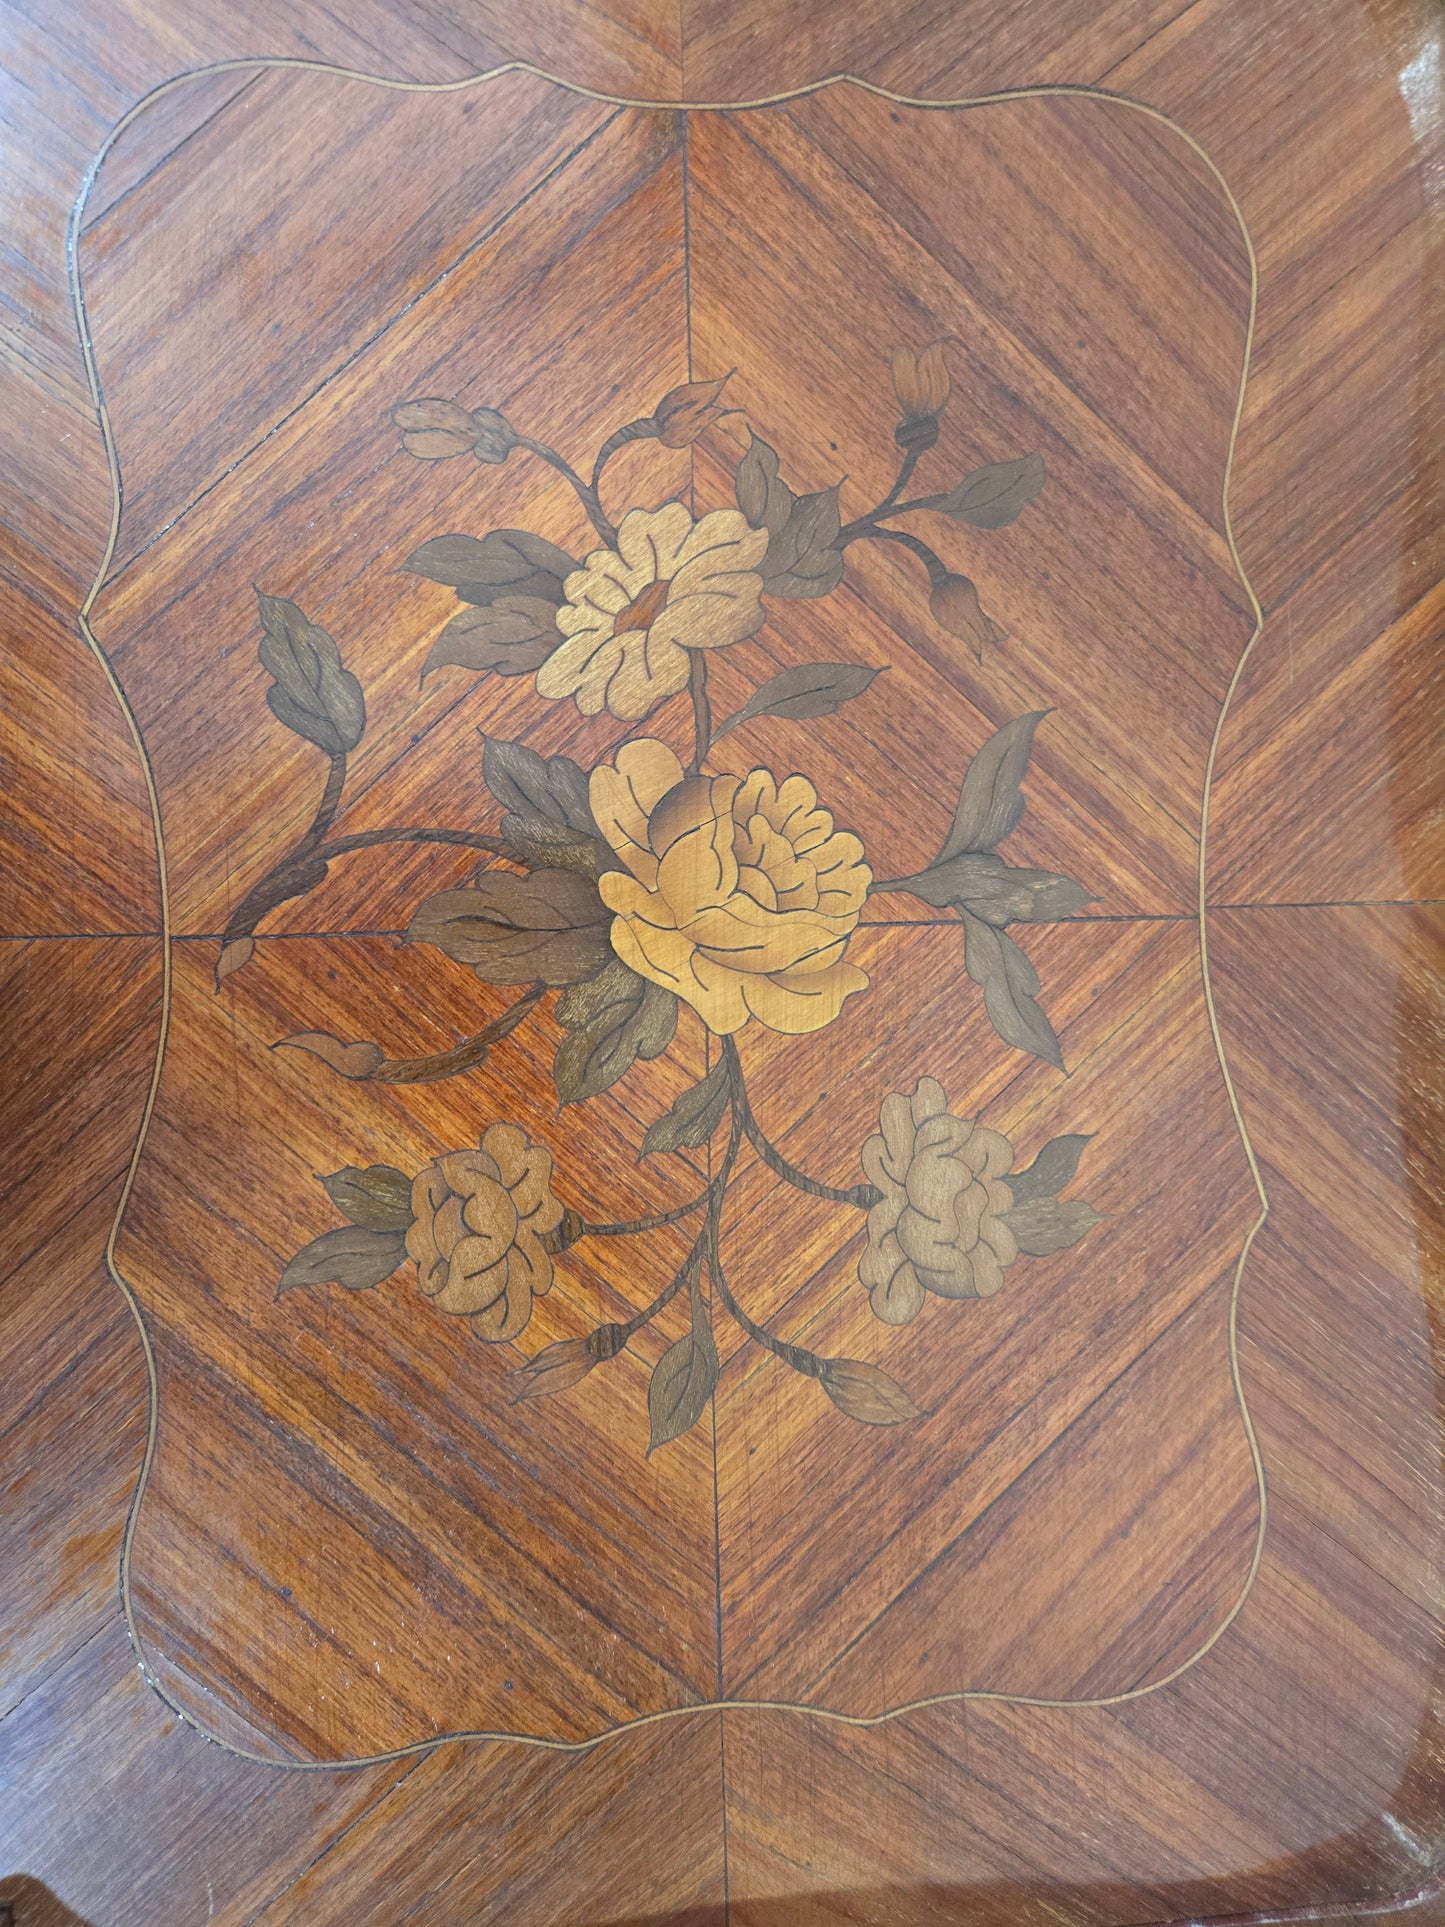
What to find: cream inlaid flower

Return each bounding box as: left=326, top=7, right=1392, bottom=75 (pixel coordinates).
left=590, top=738, right=871, bottom=1036
left=859, top=1078, right=1017, bottom=1323
left=535, top=502, right=767, bottom=721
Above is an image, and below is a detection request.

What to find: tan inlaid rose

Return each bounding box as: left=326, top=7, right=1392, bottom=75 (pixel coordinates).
left=590, top=738, right=871, bottom=1036
left=859, top=1077, right=1017, bottom=1323
left=536, top=502, right=767, bottom=721
left=406, top=1123, right=564, bottom=1342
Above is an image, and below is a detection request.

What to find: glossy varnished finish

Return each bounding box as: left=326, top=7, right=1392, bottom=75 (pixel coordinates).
left=0, top=3, right=1441, bottom=1924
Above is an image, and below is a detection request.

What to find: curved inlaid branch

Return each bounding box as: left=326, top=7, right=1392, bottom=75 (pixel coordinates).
left=276, top=983, right=545, bottom=1084
left=722, top=1038, right=881, bottom=1209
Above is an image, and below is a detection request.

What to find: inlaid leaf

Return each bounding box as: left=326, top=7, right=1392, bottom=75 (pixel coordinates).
left=275, top=1226, right=409, bottom=1297
left=820, top=1358, right=925, bottom=1425
left=1004, top=1196, right=1104, bottom=1255
left=735, top=433, right=795, bottom=533
left=403, top=530, right=574, bottom=608
left=407, top=870, right=610, bottom=986
left=215, top=936, right=255, bottom=986
left=1006, top=1135, right=1093, bottom=1206
left=761, top=483, right=845, bottom=599
left=714, top=662, right=880, bottom=739
left=647, top=1313, right=719, bottom=1453
left=320, top=1164, right=415, bottom=1233
left=904, top=850, right=1091, bottom=925
left=640, top=1060, right=729, bottom=1157
left=934, top=453, right=1046, bottom=528
left=554, top=960, right=678, bottom=1105
left=423, top=600, right=558, bottom=679
left=256, top=593, right=366, bottom=755
left=937, top=711, right=1048, bottom=861
left=959, top=908, right=1064, bottom=1070
left=482, top=738, right=596, bottom=832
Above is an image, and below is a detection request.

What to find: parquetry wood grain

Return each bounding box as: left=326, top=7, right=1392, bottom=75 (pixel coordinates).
left=0, top=1, right=1439, bottom=1922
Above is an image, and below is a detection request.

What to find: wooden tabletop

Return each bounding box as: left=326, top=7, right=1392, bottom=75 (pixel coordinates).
left=1, top=4, right=1441, bottom=1924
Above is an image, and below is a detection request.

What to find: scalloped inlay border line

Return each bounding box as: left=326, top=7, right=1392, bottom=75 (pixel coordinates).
left=67, top=57, right=1267, bottom=1770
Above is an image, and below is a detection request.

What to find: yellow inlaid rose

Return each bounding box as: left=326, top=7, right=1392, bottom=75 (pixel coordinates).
left=536, top=503, right=767, bottom=721
left=590, top=739, right=871, bottom=1035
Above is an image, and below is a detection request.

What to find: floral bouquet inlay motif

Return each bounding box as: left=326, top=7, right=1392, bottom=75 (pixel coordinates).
left=228, top=343, right=1103, bottom=1452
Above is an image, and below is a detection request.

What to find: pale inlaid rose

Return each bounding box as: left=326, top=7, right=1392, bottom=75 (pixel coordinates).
left=859, top=1077, right=1017, bottom=1323
left=535, top=502, right=767, bottom=721
left=406, top=1124, right=563, bottom=1342
left=590, top=738, right=871, bottom=1036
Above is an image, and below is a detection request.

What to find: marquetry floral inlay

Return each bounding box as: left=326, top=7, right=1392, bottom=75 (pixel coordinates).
left=228, top=343, right=1102, bottom=1451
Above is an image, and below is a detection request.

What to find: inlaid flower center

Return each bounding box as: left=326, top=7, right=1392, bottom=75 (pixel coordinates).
left=616, top=575, right=672, bottom=633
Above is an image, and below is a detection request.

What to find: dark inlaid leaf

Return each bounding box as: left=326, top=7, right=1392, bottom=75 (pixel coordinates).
left=640, top=1060, right=730, bottom=1158
left=320, top=1164, right=415, bottom=1233
left=937, top=711, right=1048, bottom=862
left=820, top=1358, right=925, bottom=1425
left=959, top=907, right=1064, bottom=1070
left=483, top=738, right=596, bottom=832
left=406, top=870, right=610, bottom=986
left=256, top=593, right=365, bottom=755
left=735, top=433, right=795, bottom=533
left=423, top=600, right=558, bottom=679
left=904, top=850, right=1091, bottom=925
left=761, top=484, right=845, bottom=599
left=403, top=530, right=575, bottom=608
left=714, top=662, right=880, bottom=739
left=554, top=960, right=678, bottom=1105
left=276, top=1226, right=409, bottom=1297
left=647, top=1314, right=719, bottom=1453
left=483, top=737, right=613, bottom=876
left=934, top=453, right=1046, bottom=528
left=1006, top=1134, right=1093, bottom=1206
left=1004, top=1196, right=1104, bottom=1255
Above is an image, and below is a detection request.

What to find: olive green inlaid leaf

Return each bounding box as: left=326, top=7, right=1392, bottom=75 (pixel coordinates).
left=483, top=737, right=613, bottom=877
left=903, top=850, right=1091, bottom=925
left=736, top=435, right=845, bottom=598
left=647, top=1302, right=719, bottom=1453
left=1007, top=1134, right=1093, bottom=1206
left=554, top=961, right=678, bottom=1105
left=320, top=1164, right=415, bottom=1233
left=820, top=1358, right=925, bottom=1425
left=407, top=870, right=610, bottom=987
left=1004, top=1196, right=1104, bottom=1255
left=959, top=907, right=1064, bottom=1070
left=423, top=600, right=559, bottom=679
left=933, top=453, right=1046, bottom=528
left=761, top=484, right=845, bottom=599
left=275, top=1226, right=409, bottom=1297
left=937, top=710, right=1049, bottom=862
left=713, top=662, right=880, bottom=739
left=403, top=530, right=575, bottom=608
left=256, top=593, right=366, bottom=756
left=735, top=433, right=795, bottom=533
left=482, top=738, right=596, bottom=832
left=640, top=1059, right=730, bottom=1158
